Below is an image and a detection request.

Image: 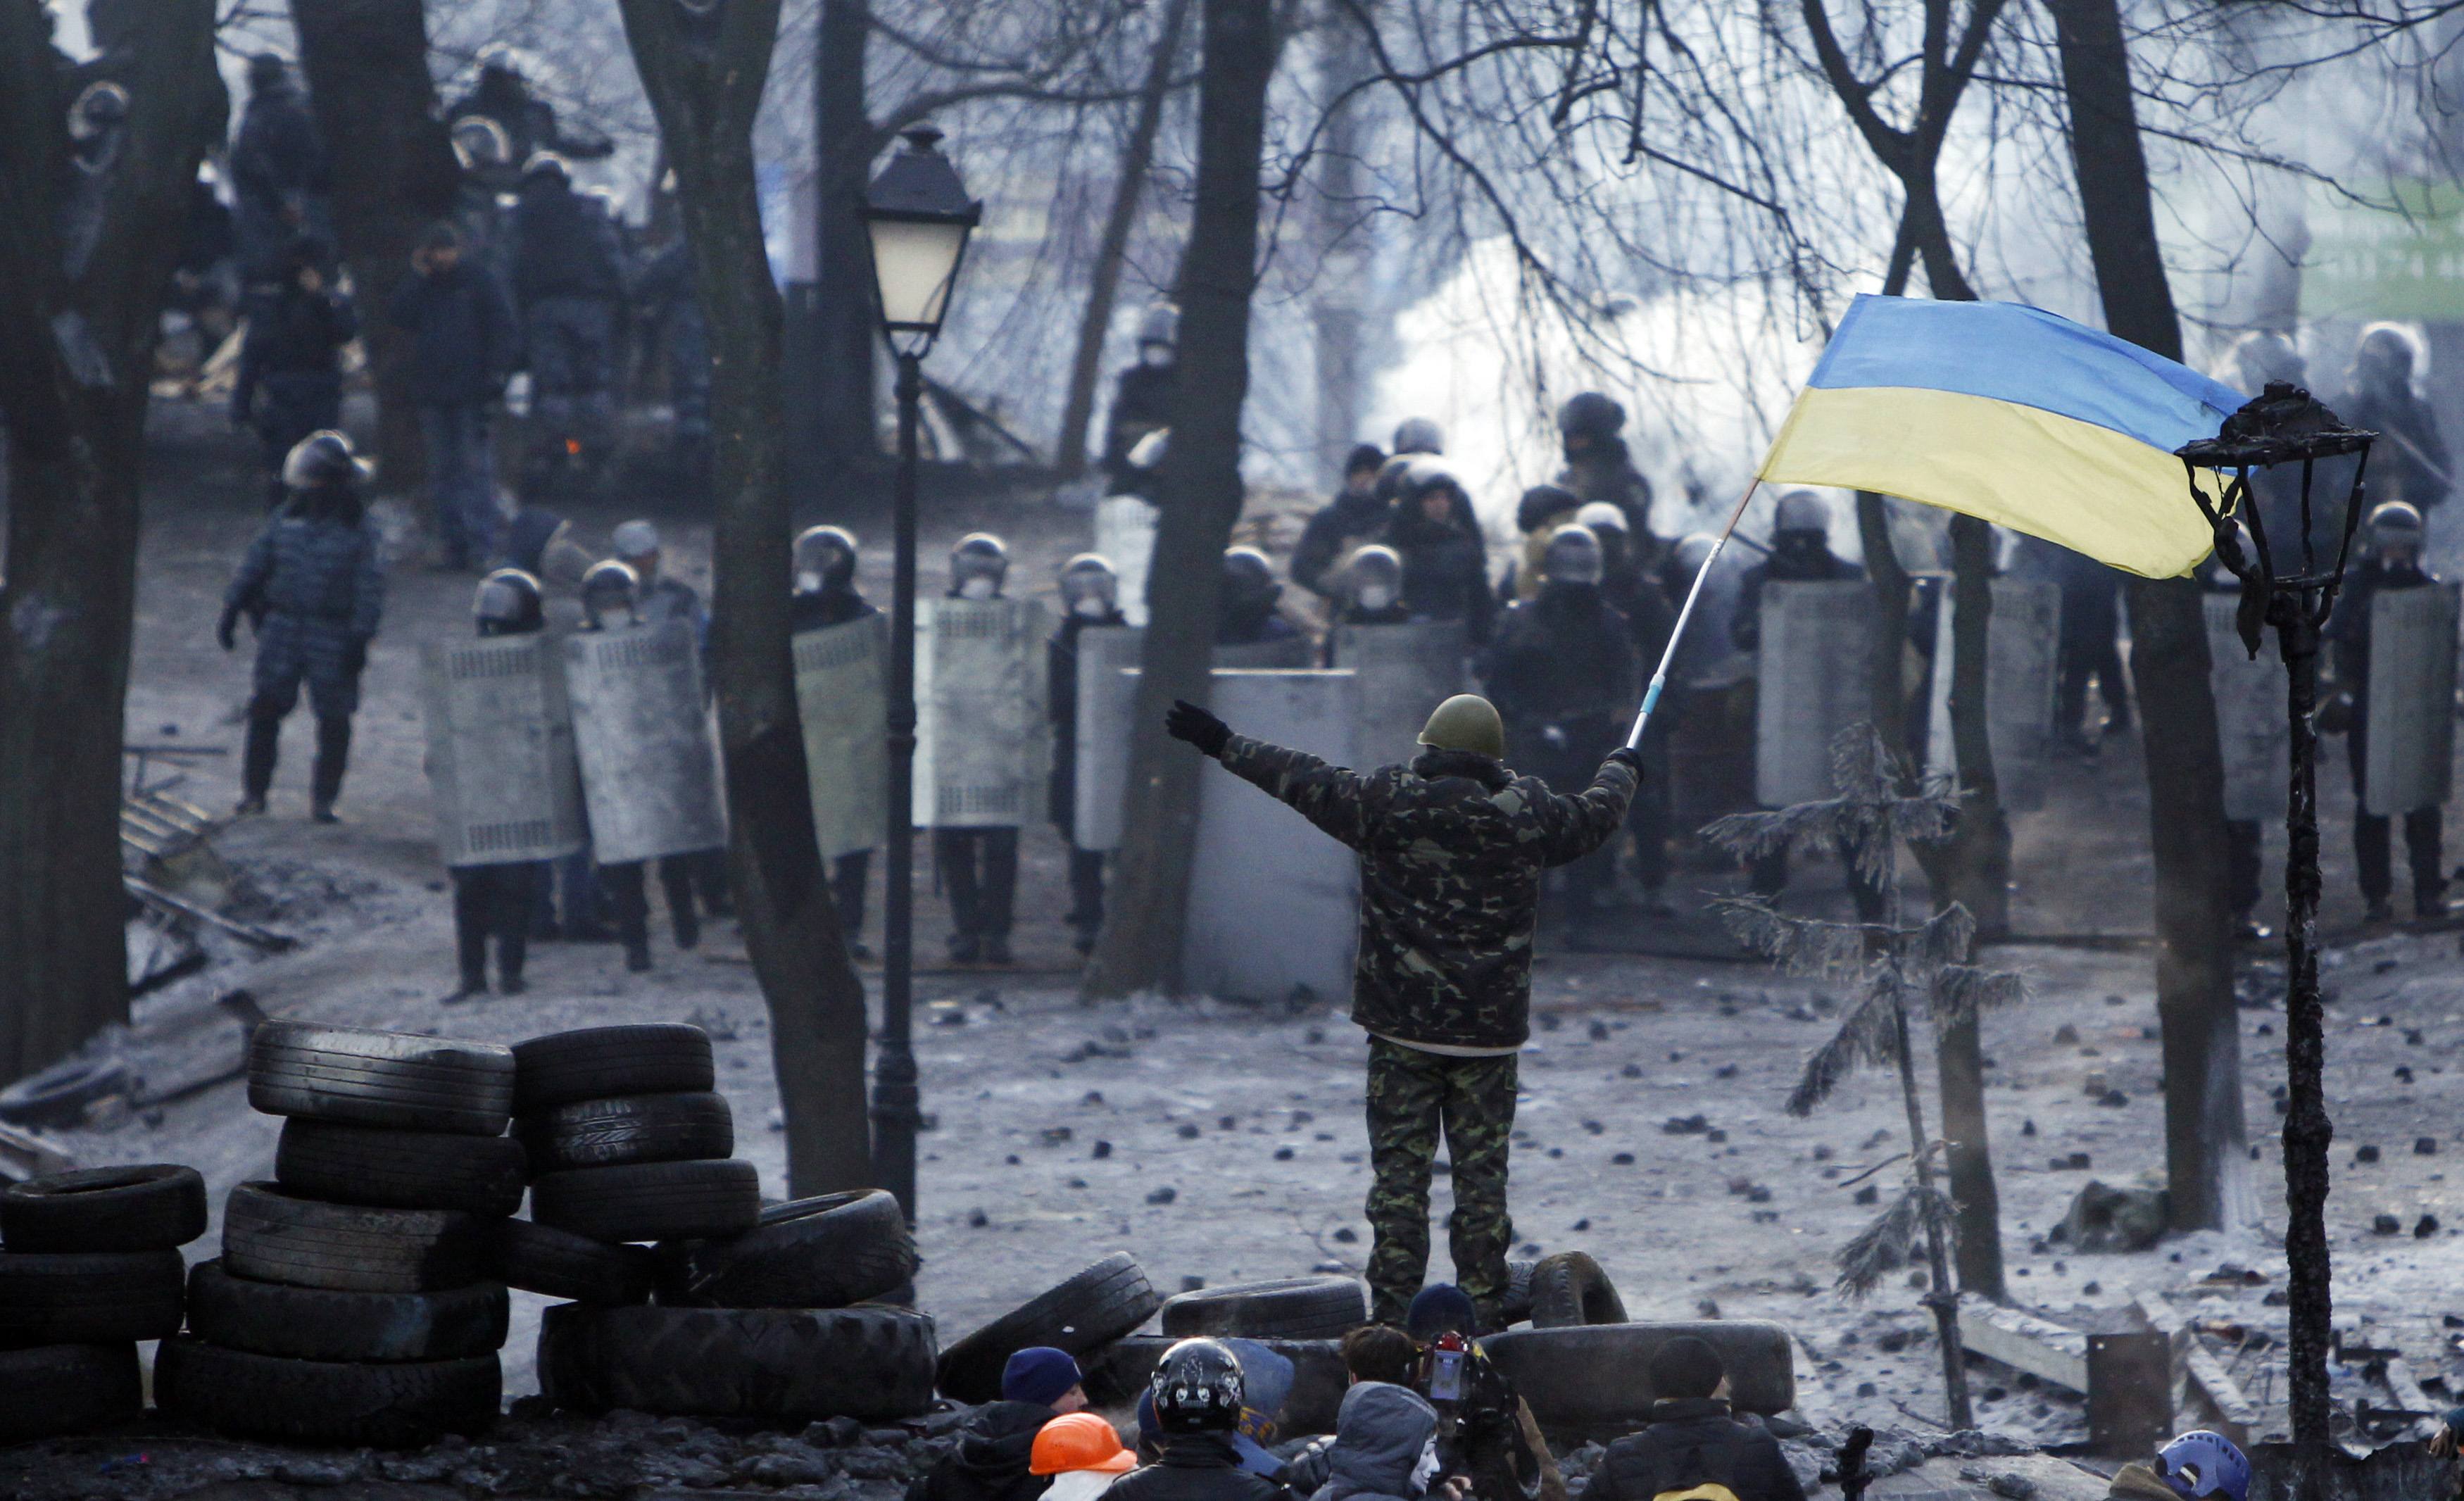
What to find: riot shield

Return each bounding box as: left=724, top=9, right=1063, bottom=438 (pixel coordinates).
left=1332, top=620, right=1469, bottom=770
left=916, top=598, right=1049, bottom=828
left=1073, top=625, right=1143, bottom=850
left=794, top=613, right=888, bottom=860
left=565, top=620, right=728, bottom=865
left=1213, top=635, right=1317, bottom=670
left=421, top=634, right=585, bottom=866
left=1094, top=496, right=1159, bottom=627
left=2206, top=591, right=2287, bottom=822
left=2363, top=582, right=2460, bottom=816
left=1921, top=578, right=2061, bottom=812
left=1754, top=580, right=1876, bottom=805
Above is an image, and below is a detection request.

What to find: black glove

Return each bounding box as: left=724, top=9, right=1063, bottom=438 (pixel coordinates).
left=1165, top=698, right=1231, bottom=758
left=215, top=603, right=241, bottom=653
left=1606, top=745, right=1647, bottom=780
left=342, top=636, right=368, bottom=678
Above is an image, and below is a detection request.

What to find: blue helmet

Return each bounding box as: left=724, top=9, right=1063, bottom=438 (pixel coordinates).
left=2156, top=1431, right=2249, bottom=1501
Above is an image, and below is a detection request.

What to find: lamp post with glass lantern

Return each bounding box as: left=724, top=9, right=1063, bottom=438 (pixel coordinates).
left=862, top=125, right=980, bottom=1217
left=2176, top=382, right=2375, bottom=1493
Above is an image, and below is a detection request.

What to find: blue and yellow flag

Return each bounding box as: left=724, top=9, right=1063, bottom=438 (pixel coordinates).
left=1758, top=294, right=2246, bottom=578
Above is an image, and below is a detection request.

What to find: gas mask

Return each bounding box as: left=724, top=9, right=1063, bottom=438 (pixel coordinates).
left=1357, top=584, right=1396, bottom=612
left=796, top=570, right=824, bottom=595
left=1071, top=594, right=1112, bottom=619
left=1140, top=343, right=1174, bottom=370
left=959, top=575, right=998, bottom=601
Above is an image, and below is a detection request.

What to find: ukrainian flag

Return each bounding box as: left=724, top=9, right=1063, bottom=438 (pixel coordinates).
left=1759, top=294, right=2246, bottom=579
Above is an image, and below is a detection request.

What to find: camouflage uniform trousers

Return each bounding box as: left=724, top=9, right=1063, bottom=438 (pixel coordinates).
left=1364, top=1036, right=1519, bottom=1327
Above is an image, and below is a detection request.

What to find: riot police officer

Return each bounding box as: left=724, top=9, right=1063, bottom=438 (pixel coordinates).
left=1217, top=547, right=1304, bottom=650
left=1502, top=483, right=1580, bottom=603
left=2327, top=501, right=2450, bottom=922
left=2340, top=327, right=2453, bottom=515
left=939, top=534, right=1022, bottom=964
left=446, top=570, right=548, bottom=1001
left=1393, top=416, right=1445, bottom=456
left=577, top=560, right=703, bottom=970
left=220, top=431, right=384, bottom=822
left=232, top=236, right=356, bottom=508
left=1333, top=545, right=1413, bottom=632
left=1583, top=502, right=1677, bottom=914
left=445, top=46, right=614, bottom=189
left=791, top=525, right=880, bottom=950
left=1482, top=526, right=1640, bottom=916
left=1733, top=490, right=1859, bottom=653
left=1051, top=555, right=1129, bottom=955
left=1555, top=391, right=1654, bottom=541
left=229, top=53, right=330, bottom=284
left=512, top=153, right=627, bottom=494
left=1102, top=302, right=1178, bottom=491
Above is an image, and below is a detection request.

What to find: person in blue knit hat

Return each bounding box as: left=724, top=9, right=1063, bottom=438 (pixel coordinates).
left=907, top=1348, right=1085, bottom=1501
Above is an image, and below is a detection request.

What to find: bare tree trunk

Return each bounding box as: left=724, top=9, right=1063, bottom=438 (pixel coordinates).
left=1310, top=0, right=1373, bottom=486
left=1084, top=0, right=1281, bottom=998
left=811, top=0, right=881, bottom=467
left=618, top=0, right=873, bottom=1195
left=290, top=0, right=462, bottom=501
left=1055, top=0, right=1193, bottom=482
left=0, top=0, right=222, bottom=1084
left=2047, top=0, right=2252, bottom=1243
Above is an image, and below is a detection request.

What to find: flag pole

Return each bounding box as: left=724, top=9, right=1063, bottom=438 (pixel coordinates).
left=1623, top=477, right=1763, bottom=750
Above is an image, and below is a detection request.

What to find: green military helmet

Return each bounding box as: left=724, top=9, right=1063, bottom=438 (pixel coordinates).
left=1417, top=694, right=1505, bottom=760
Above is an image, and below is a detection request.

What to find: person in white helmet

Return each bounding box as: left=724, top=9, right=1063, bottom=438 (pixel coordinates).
left=2325, top=500, right=2450, bottom=922
left=1050, top=555, right=1130, bottom=955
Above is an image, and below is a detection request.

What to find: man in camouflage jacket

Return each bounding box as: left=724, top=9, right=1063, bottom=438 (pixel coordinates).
left=1166, top=692, right=1640, bottom=1326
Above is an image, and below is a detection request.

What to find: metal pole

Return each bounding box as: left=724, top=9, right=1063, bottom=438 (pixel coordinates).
left=2275, top=590, right=2334, bottom=1493
left=872, top=348, right=924, bottom=1216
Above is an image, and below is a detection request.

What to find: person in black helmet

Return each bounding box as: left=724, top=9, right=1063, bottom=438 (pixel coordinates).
left=938, top=534, right=1024, bottom=964
left=575, top=560, right=703, bottom=971
left=1108, top=1341, right=1286, bottom=1501
left=229, top=52, right=330, bottom=284
left=792, top=525, right=881, bottom=950
left=1554, top=393, right=1656, bottom=551
left=220, top=429, right=384, bottom=822
left=1051, top=555, right=1129, bottom=955
left=1218, top=548, right=1304, bottom=649
left=446, top=570, right=548, bottom=1001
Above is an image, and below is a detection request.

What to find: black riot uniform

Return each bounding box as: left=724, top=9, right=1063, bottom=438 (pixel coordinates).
left=444, top=49, right=614, bottom=191
left=447, top=570, right=548, bottom=1001
left=233, top=237, right=357, bottom=508
left=1733, top=495, right=1865, bottom=903
left=1049, top=555, right=1129, bottom=955
left=576, top=560, right=703, bottom=973
left=2327, top=503, right=2449, bottom=921
left=937, top=536, right=1021, bottom=965
left=2340, top=327, right=2453, bottom=516
left=793, top=527, right=880, bottom=952
left=1584, top=504, right=1678, bottom=909
left=1102, top=304, right=1180, bottom=494
left=1217, top=548, right=1305, bottom=651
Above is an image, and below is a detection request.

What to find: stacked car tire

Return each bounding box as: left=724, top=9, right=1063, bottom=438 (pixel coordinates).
left=0, top=1164, right=204, bottom=1443
left=522, top=1025, right=939, bottom=1421
left=157, top=1022, right=520, bottom=1448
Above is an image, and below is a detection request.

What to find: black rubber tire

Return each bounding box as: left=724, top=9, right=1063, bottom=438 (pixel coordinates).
left=0, top=1057, right=130, bottom=1129
left=0, top=1250, right=185, bottom=1348
left=529, top=1159, right=759, bottom=1244
left=935, top=1251, right=1162, bottom=1403
left=154, top=1335, right=501, bottom=1448
left=1084, top=1335, right=1349, bottom=1435
left=539, top=1302, right=936, bottom=1421
left=1526, top=1251, right=1626, bottom=1328
left=653, top=1188, right=915, bottom=1309
left=512, top=1025, right=713, bottom=1112
left=489, top=1217, right=657, bottom=1305
left=275, top=1119, right=528, bottom=1216
left=187, top=1258, right=509, bottom=1362
left=222, top=1181, right=484, bottom=1293
left=248, top=1021, right=515, bottom=1136
left=1497, top=1257, right=1538, bottom=1327
left=0, top=1164, right=207, bottom=1252
left=0, top=1344, right=142, bottom=1443
left=516, top=1091, right=733, bottom=1172
left=1481, top=1321, right=1797, bottom=1427
left=1159, top=1276, right=1367, bottom=1340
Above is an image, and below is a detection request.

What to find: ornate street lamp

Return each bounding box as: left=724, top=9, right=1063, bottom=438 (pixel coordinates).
left=2176, top=382, right=2375, bottom=1493
left=863, top=125, right=980, bottom=1217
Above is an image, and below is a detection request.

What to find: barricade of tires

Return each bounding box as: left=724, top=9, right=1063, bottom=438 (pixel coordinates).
left=522, top=1025, right=939, bottom=1422
left=0, top=1164, right=205, bottom=1443
left=157, top=1022, right=518, bottom=1448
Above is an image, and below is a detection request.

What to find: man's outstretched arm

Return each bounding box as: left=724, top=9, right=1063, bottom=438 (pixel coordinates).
left=1533, top=748, right=1643, bottom=868
left=1166, top=699, right=1373, bottom=849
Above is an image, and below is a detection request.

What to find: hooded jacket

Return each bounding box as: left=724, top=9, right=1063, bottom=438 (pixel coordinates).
left=909, top=1402, right=1055, bottom=1501
left=1586, top=1398, right=1805, bottom=1501
left=1311, top=1383, right=1438, bottom=1501
left=1215, top=739, right=1634, bottom=1050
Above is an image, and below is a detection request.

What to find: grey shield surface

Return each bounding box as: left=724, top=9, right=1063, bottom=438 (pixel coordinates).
left=2206, top=591, right=2288, bottom=822
left=794, top=613, right=888, bottom=860
left=917, top=598, right=1048, bottom=828
left=1073, top=625, right=1143, bottom=850
left=1184, top=670, right=1362, bottom=1006
left=1094, top=496, right=1158, bottom=627
left=1213, top=636, right=1317, bottom=670
left=2364, top=582, right=2460, bottom=815
left=565, top=620, right=728, bottom=865
left=1333, top=620, right=1469, bottom=770
left=422, top=634, right=585, bottom=866
left=1755, top=580, right=1877, bottom=805
left=1921, top=578, right=2060, bottom=812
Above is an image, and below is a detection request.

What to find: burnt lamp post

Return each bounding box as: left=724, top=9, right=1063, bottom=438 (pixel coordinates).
left=862, top=125, right=980, bottom=1217
left=2176, top=382, right=2375, bottom=1495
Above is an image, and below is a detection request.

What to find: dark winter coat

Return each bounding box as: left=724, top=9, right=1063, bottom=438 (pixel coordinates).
left=387, top=260, right=521, bottom=407
left=792, top=585, right=879, bottom=635
left=234, top=284, right=356, bottom=427
left=1732, top=540, right=1861, bottom=653
left=1216, top=738, right=1635, bottom=1050
left=1388, top=496, right=1496, bottom=647
left=230, top=82, right=328, bottom=215
left=1309, top=1383, right=1437, bottom=1501
left=1050, top=607, right=1129, bottom=832
left=226, top=491, right=384, bottom=643
left=1107, top=1435, right=1286, bottom=1501
left=1557, top=439, right=1654, bottom=538
left=512, top=176, right=626, bottom=303
left=1103, top=363, right=1178, bottom=479
left=1481, top=584, right=1640, bottom=779
left=447, top=80, right=613, bottom=179
left=1293, top=491, right=1395, bottom=598
left=905, top=1402, right=1053, bottom=1501
left=2341, top=382, right=2453, bottom=511
left=1583, top=1400, right=1804, bottom=1501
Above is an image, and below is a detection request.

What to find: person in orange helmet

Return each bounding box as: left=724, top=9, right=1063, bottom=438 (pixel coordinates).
left=1031, top=1412, right=1138, bottom=1501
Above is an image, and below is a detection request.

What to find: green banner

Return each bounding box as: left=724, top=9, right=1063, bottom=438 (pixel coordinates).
left=2305, top=178, right=2464, bottom=322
